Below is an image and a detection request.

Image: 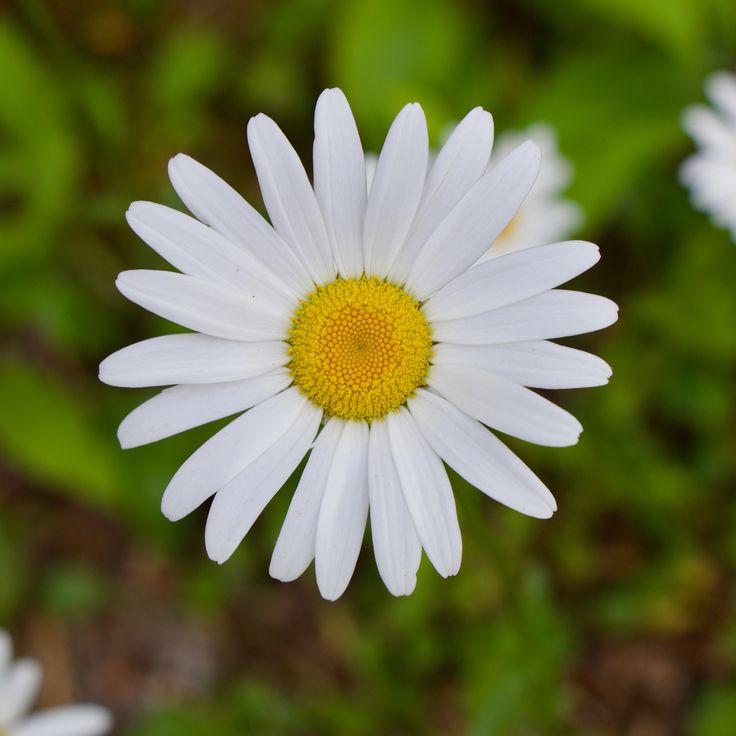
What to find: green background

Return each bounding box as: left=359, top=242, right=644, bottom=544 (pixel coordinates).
left=1, top=0, right=735, bottom=734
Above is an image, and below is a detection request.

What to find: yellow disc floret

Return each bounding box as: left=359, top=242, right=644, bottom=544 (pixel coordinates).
left=289, top=277, right=432, bottom=420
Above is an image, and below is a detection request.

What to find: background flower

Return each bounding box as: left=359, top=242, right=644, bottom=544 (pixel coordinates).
left=484, top=123, right=583, bottom=257
left=680, top=71, right=736, bottom=242
left=0, top=629, right=111, bottom=736
left=1, top=1, right=735, bottom=734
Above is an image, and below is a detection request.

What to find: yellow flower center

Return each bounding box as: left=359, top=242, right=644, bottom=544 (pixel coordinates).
left=288, top=277, right=432, bottom=420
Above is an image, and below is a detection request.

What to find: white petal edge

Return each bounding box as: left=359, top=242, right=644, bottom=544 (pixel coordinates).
left=432, top=341, right=612, bottom=389
left=0, top=659, right=41, bottom=725
left=406, top=140, right=541, bottom=299
left=9, top=705, right=113, bottom=736
left=125, top=201, right=297, bottom=309
left=368, top=419, right=422, bottom=596
left=313, top=88, right=366, bottom=278
left=705, top=71, right=736, bottom=121
left=409, top=389, right=556, bottom=518
left=431, top=290, right=619, bottom=345
left=247, top=114, right=335, bottom=283
left=116, top=270, right=288, bottom=342
left=315, top=420, right=370, bottom=601
left=389, top=107, right=494, bottom=283
left=386, top=408, right=461, bottom=578
left=167, top=154, right=313, bottom=296
left=204, top=401, right=322, bottom=564
left=363, top=103, right=428, bottom=278
left=422, top=241, right=600, bottom=322
left=270, top=418, right=344, bottom=582
left=99, top=335, right=288, bottom=388
left=0, top=629, right=11, bottom=671
left=161, top=387, right=307, bottom=521
left=428, top=363, right=582, bottom=447
left=117, top=369, right=292, bottom=448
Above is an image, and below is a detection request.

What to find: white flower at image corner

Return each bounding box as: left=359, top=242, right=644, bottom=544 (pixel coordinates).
left=680, top=70, right=736, bottom=243
left=366, top=122, right=583, bottom=259
left=99, top=88, right=618, bottom=600
left=0, top=629, right=112, bottom=736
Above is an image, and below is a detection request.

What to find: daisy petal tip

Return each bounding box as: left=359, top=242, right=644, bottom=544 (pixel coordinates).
left=267, top=564, right=289, bottom=584
left=518, top=137, right=541, bottom=156
left=386, top=577, right=418, bottom=597
left=160, top=493, right=186, bottom=523
left=319, top=86, right=347, bottom=102
left=606, top=298, right=620, bottom=324
left=97, top=359, right=115, bottom=387
left=167, top=154, right=185, bottom=180
left=125, top=200, right=142, bottom=219
left=116, top=425, right=137, bottom=451
left=317, top=584, right=344, bottom=603
left=534, top=502, right=556, bottom=520
left=205, top=543, right=231, bottom=566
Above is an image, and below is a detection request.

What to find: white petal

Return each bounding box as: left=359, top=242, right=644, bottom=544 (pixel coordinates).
left=363, top=103, right=428, bottom=277
left=368, top=419, right=422, bottom=596
left=406, top=141, right=541, bottom=299
left=270, top=418, right=344, bottom=582
left=117, top=369, right=292, bottom=448
left=0, top=659, right=41, bottom=725
left=204, top=401, right=322, bottom=564
left=0, top=629, right=11, bottom=671
left=432, top=341, right=612, bottom=389
left=125, top=201, right=297, bottom=309
left=423, top=241, right=600, bottom=322
left=116, top=270, right=288, bottom=341
left=428, top=364, right=582, bottom=447
left=167, top=154, right=312, bottom=295
left=365, top=153, right=378, bottom=193
left=682, top=106, right=735, bottom=152
left=386, top=408, right=461, bottom=578
left=409, top=389, right=556, bottom=518
left=99, top=335, right=288, bottom=388
left=706, top=71, right=736, bottom=121
left=9, top=705, right=112, bottom=736
left=315, top=420, right=369, bottom=601
left=431, top=290, right=619, bottom=345
left=388, top=107, right=494, bottom=283
left=247, top=114, right=334, bottom=283
left=313, top=88, right=366, bottom=278
left=160, top=387, right=307, bottom=521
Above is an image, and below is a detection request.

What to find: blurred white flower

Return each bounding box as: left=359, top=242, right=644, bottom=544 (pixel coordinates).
left=101, top=89, right=616, bottom=600
left=482, top=123, right=583, bottom=259
left=0, top=630, right=112, bottom=736
left=680, top=71, right=736, bottom=242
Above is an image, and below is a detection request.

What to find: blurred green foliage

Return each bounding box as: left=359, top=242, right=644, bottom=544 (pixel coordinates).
left=1, top=0, right=735, bottom=734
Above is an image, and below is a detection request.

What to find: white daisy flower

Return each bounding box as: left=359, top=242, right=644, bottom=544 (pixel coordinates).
left=482, top=123, right=583, bottom=258
left=680, top=71, right=736, bottom=242
left=100, top=89, right=617, bottom=600
left=0, top=629, right=112, bottom=736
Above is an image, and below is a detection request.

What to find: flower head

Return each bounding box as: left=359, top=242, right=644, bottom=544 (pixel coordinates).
left=0, top=629, right=112, bottom=736
left=100, top=89, right=617, bottom=599
left=680, top=71, right=736, bottom=242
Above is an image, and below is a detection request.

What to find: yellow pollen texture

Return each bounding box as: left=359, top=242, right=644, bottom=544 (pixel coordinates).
left=289, top=277, right=432, bottom=420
